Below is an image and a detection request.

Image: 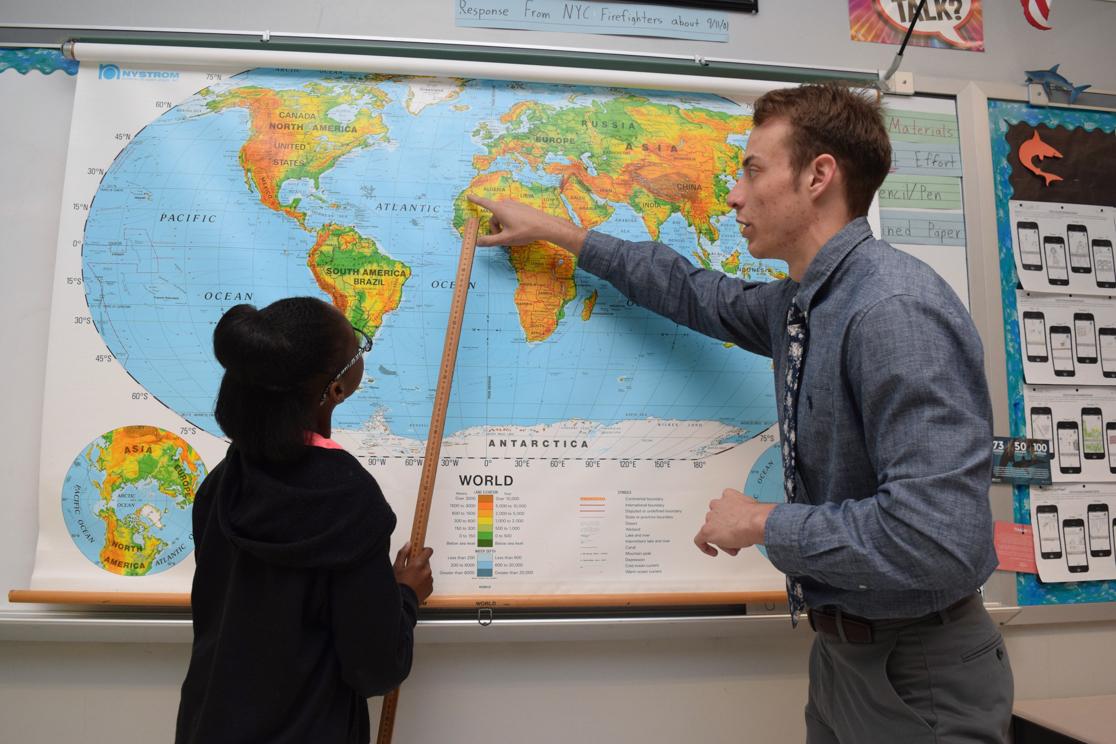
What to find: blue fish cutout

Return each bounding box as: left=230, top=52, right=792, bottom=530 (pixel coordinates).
left=1025, top=64, right=1092, bottom=105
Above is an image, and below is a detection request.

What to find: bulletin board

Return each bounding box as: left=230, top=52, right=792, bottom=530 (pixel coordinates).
left=991, top=97, right=1116, bottom=604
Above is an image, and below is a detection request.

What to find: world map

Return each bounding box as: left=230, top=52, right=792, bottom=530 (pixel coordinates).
left=81, top=70, right=785, bottom=458
left=61, top=426, right=204, bottom=574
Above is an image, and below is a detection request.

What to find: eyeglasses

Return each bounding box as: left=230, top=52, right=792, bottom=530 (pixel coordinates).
left=319, top=326, right=373, bottom=405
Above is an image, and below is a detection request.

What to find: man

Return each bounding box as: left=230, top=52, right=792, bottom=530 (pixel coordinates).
left=469, top=83, right=1012, bottom=743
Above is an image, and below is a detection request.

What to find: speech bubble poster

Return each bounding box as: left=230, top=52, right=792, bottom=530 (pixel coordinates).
left=849, top=0, right=985, bottom=52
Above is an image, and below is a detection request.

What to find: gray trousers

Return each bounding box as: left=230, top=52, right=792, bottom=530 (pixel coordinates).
left=805, top=596, right=1013, bottom=743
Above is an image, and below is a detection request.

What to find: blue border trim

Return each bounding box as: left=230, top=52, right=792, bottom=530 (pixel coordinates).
left=0, top=48, right=78, bottom=76
left=988, top=99, right=1116, bottom=605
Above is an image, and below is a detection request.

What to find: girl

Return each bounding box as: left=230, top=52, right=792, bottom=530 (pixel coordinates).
left=176, top=297, right=432, bottom=744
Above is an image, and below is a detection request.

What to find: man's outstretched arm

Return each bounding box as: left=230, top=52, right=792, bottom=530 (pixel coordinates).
left=468, top=195, right=587, bottom=255
left=467, top=194, right=782, bottom=352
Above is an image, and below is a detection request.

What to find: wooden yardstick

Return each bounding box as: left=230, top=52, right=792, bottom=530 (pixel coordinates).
left=376, top=215, right=480, bottom=744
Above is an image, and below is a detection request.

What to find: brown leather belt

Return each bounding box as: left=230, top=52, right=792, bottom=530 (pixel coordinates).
left=807, top=595, right=977, bottom=644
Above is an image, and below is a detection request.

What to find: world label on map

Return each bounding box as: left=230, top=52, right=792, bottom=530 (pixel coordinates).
left=81, top=70, right=785, bottom=461
left=61, top=426, right=205, bottom=575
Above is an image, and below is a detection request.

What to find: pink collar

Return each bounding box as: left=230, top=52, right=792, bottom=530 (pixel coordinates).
left=305, top=432, right=344, bottom=450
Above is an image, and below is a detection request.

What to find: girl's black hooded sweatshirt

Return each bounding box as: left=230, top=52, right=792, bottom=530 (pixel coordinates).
left=175, top=444, right=417, bottom=744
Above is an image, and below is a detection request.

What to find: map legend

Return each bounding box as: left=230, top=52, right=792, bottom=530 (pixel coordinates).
left=476, top=551, right=494, bottom=578
left=579, top=496, right=606, bottom=515
left=477, top=494, right=494, bottom=547
left=578, top=495, right=608, bottom=571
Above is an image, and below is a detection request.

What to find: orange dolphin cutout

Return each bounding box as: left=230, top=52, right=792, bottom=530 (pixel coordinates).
left=1018, top=130, right=1063, bottom=186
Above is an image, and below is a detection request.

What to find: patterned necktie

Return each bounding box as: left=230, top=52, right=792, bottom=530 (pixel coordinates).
left=782, top=299, right=808, bottom=627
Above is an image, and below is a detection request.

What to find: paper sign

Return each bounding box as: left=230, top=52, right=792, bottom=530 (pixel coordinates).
left=994, top=521, right=1038, bottom=574
left=456, top=0, right=732, bottom=42
left=849, top=0, right=984, bottom=52
left=890, top=142, right=962, bottom=177
left=884, top=110, right=960, bottom=145
left=878, top=175, right=963, bottom=210
left=881, top=210, right=965, bottom=246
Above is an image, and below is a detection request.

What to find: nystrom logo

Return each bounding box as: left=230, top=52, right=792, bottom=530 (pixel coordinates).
left=98, top=64, right=180, bottom=81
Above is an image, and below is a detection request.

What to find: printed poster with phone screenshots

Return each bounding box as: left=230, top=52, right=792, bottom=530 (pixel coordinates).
left=1017, top=291, right=1116, bottom=386
left=1030, top=485, right=1116, bottom=582
left=1023, top=385, right=1116, bottom=484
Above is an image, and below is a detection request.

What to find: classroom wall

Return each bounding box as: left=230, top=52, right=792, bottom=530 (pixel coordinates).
left=3, top=1, right=1116, bottom=742
left=2, top=623, right=1116, bottom=742
left=4, top=0, right=1116, bottom=91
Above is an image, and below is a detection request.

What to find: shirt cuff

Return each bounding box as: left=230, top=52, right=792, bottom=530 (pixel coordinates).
left=763, top=502, right=813, bottom=576
left=578, top=230, right=621, bottom=278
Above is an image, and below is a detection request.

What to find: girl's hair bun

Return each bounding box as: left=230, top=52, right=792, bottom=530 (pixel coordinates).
left=213, top=303, right=297, bottom=391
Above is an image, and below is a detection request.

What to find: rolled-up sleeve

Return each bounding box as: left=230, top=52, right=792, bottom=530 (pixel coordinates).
left=579, top=230, right=782, bottom=357
left=764, top=293, right=997, bottom=592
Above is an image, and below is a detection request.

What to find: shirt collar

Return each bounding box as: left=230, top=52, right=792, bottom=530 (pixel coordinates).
left=304, top=431, right=344, bottom=450
left=793, top=217, right=874, bottom=314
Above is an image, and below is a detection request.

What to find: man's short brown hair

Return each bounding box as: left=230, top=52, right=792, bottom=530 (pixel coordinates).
left=753, top=83, right=891, bottom=218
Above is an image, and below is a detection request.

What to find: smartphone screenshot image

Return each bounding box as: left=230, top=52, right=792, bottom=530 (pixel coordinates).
left=1088, top=503, right=1112, bottom=558
left=1093, top=239, right=1116, bottom=289
left=1016, top=221, right=1043, bottom=271
left=1107, top=422, right=1116, bottom=473
left=1030, top=406, right=1054, bottom=446
left=1074, top=312, right=1097, bottom=364
left=1045, top=236, right=1069, bottom=285
left=1101, top=328, right=1116, bottom=379
left=1058, top=420, right=1082, bottom=474
left=1082, top=407, right=1105, bottom=460
left=1050, top=326, right=1075, bottom=377
left=1064, top=519, right=1090, bottom=573
left=1068, top=224, right=1092, bottom=274
left=1023, top=311, right=1049, bottom=363
left=1036, top=504, right=1062, bottom=559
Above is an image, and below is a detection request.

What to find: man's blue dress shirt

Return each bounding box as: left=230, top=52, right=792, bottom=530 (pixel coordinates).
left=578, top=217, right=997, bottom=619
